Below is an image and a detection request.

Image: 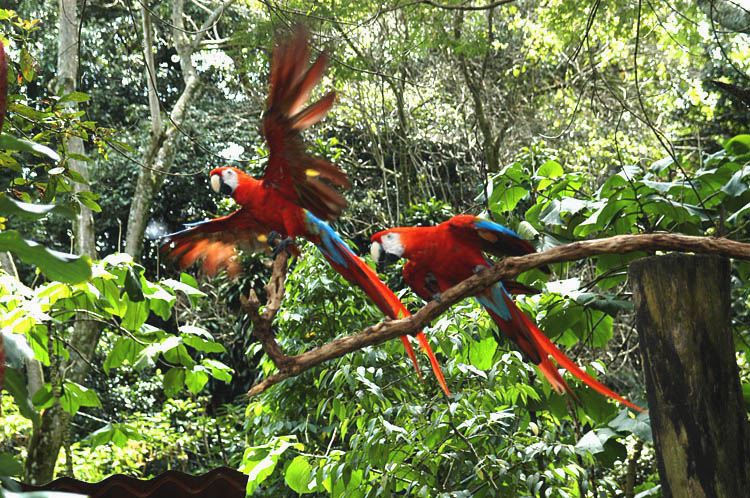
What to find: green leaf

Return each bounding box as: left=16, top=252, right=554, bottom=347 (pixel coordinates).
left=124, top=265, right=145, bottom=302
left=20, top=47, right=34, bottom=81
left=0, top=133, right=61, bottom=161
left=121, top=297, right=149, bottom=332
left=32, top=384, right=54, bottom=410
left=134, top=343, right=161, bottom=370
left=0, top=195, right=76, bottom=220
left=202, top=359, right=233, bottom=383
left=161, top=276, right=206, bottom=306
left=285, top=455, right=314, bottom=494
left=0, top=453, right=23, bottom=476
left=490, top=186, right=527, bottom=212
left=164, top=367, right=186, bottom=397
left=3, top=368, right=40, bottom=425
left=720, top=168, right=748, bottom=197
left=727, top=200, right=750, bottom=224
left=58, top=91, right=90, bottom=104
left=725, top=134, right=750, bottom=156
left=60, top=381, right=101, bottom=415
left=185, top=366, right=209, bottom=393
left=83, top=422, right=143, bottom=448
left=469, top=336, right=497, bottom=370
left=0, top=231, right=91, bottom=283
left=575, top=293, right=633, bottom=315
left=575, top=430, right=605, bottom=455
left=103, top=337, right=141, bottom=374
left=66, top=167, right=90, bottom=184
left=68, top=152, right=93, bottom=162
left=77, top=191, right=102, bottom=212
left=183, top=334, right=226, bottom=353
left=536, top=159, right=564, bottom=191
left=241, top=436, right=303, bottom=495
left=609, top=410, right=652, bottom=442
left=516, top=221, right=539, bottom=241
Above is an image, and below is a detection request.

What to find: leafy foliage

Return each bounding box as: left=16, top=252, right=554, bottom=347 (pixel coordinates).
left=1, top=0, right=749, bottom=495
left=0, top=256, right=233, bottom=478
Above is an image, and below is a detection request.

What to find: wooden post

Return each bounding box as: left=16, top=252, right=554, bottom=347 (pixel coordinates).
left=629, top=254, right=750, bottom=498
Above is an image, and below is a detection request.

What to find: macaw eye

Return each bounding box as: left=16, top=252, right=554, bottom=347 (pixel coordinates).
left=380, top=233, right=404, bottom=257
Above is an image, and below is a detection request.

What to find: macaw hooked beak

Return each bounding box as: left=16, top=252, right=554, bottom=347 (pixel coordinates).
left=210, top=174, right=234, bottom=196
left=370, top=241, right=400, bottom=273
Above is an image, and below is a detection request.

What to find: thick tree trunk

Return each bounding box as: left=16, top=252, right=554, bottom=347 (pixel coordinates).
left=124, top=0, right=234, bottom=261
left=697, top=0, right=750, bottom=33
left=630, top=254, right=750, bottom=498
left=24, top=0, right=101, bottom=484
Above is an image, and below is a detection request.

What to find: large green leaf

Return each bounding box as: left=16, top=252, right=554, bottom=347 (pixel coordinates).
left=241, top=436, right=303, bottom=495
left=536, top=159, right=564, bottom=191
left=0, top=133, right=61, bottom=161
left=185, top=366, right=209, bottom=393
left=490, top=186, right=527, bottom=212
left=3, top=367, right=40, bottom=425
left=285, top=455, right=314, bottom=494
left=60, top=380, right=101, bottom=415
left=0, top=452, right=23, bottom=477
left=0, top=195, right=76, bottom=220
left=725, top=134, right=750, bottom=156
left=609, top=410, right=652, bottom=442
left=575, top=430, right=605, bottom=455
left=468, top=336, right=497, bottom=370
left=83, top=422, right=143, bottom=448
left=0, top=231, right=91, bottom=283
left=164, top=367, right=186, bottom=397
left=103, top=337, right=143, bottom=374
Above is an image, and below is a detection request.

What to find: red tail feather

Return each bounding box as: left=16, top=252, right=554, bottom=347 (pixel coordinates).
left=323, top=243, right=450, bottom=396
left=504, top=294, right=646, bottom=413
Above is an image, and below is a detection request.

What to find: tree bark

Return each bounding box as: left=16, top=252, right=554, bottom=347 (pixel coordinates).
left=24, top=404, right=70, bottom=485
left=697, top=0, right=750, bottom=33
left=452, top=11, right=502, bottom=173
left=24, top=0, right=101, bottom=484
left=124, top=0, right=235, bottom=261
left=630, top=254, right=750, bottom=498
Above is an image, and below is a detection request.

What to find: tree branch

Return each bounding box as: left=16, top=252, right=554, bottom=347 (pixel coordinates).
left=247, top=233, right=750, bottom=396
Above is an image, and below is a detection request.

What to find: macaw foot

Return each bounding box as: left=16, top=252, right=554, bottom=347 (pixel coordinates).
left=268, top=231, right=295, bottom=258
left=431, top=292, right=443, bottom=303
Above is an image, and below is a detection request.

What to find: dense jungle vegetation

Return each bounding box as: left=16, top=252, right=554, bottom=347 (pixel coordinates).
left=1, top=0, right=749, bottom=496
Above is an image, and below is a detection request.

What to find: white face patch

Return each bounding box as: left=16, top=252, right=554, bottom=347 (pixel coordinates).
left=379, top=232, right=404, bottom=258
left=212, top=168, right=238, bottom=195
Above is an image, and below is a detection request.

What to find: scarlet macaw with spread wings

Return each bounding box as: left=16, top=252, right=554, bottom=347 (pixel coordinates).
left=162, top=28, right=449, bottom=395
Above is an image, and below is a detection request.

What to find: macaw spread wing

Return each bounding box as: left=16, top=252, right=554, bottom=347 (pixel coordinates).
left=262, top=28, right=350, bottom=221
left=161, top=210, right=297, bottom=278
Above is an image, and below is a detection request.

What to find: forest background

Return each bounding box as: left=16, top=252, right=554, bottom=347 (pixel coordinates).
left=1, top=0, right=749, bottom=496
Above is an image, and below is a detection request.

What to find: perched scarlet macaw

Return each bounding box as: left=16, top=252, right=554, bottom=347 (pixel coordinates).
left=370, top=215, right=645, bottom=412
left=161, top=28, right=448, bottom=395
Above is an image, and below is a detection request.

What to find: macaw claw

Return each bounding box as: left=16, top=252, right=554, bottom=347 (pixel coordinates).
left=268, top=232, right=295, bottom=258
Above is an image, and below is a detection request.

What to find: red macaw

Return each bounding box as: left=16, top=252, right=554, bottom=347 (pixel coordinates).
left=370, top=215, right=645, bottom=412
left=161, top=28, right=449, bottom=396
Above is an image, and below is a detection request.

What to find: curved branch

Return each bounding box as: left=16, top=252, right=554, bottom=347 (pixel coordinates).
left=247, top=233, right=750, bottom=396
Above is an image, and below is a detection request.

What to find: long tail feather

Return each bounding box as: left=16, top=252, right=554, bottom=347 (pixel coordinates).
left=483, top=285, right=645, bottom=412
left=304, top=211, right=450, bottom=395
left=508, top=300, right=646, bottom=412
